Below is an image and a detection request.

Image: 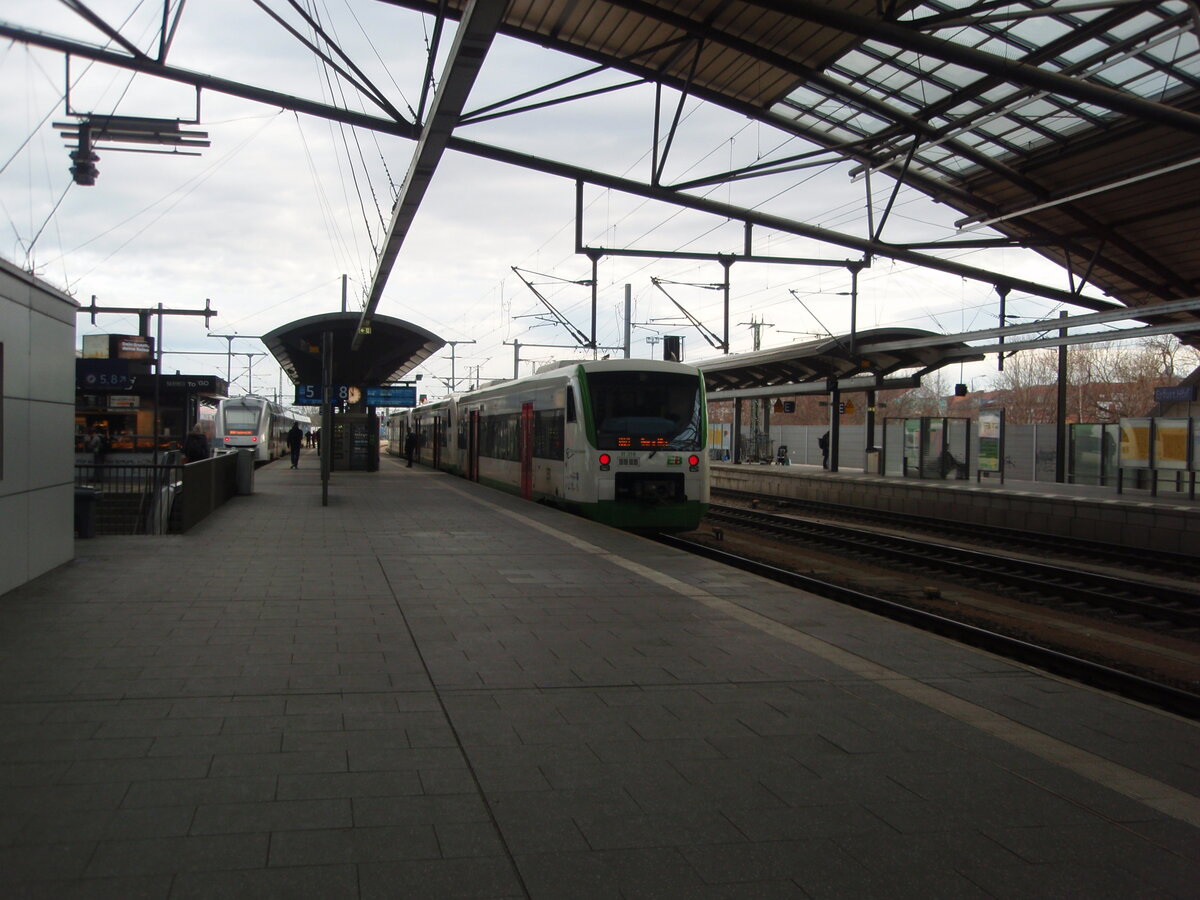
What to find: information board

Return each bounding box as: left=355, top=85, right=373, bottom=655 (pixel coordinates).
left=366, top=385, right=416, bottom=407
left=295, top=384, right=416, bottom=407
left=977, top=410, right=1003, bottom=473
left=1118, top=418, right=1151, bottom=468
left=1154, top=418, right=1190, bottom=470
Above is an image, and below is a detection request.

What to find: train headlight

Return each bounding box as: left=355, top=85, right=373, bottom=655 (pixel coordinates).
left=688, top=454, right=700, bottom=471
left=599, top=453, right=611, bottom=471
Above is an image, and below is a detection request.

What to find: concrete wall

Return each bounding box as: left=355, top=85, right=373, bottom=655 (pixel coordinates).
left=710, top=464, right=1200, bottom=555
left=0, top=258, right=77, bottom=597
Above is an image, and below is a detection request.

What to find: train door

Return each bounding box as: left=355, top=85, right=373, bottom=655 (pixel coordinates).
left=520, top=402, right=534, bottom=499
left=467, top=409, right=480, bottom=481
left=433, top=415, right=443, bottom=468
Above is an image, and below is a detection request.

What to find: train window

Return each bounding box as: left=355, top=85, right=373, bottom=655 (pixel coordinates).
left=481, top=412, right=520, bottom=460
left=223, top=405, right=260, bottom=434
left=566, top=387, right=576, bottom=423
left=534, top=410, right=564, bottom=460
left=587, top=371, right=703, bottom=451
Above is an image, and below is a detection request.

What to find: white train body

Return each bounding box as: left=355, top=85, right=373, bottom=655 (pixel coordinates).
left=216, top=396, right=310, bottom=463
left=387, top=359, right=708, bottom=531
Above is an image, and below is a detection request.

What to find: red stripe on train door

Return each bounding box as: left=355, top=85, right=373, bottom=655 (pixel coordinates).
left=520, top=402, right=533, bottom=499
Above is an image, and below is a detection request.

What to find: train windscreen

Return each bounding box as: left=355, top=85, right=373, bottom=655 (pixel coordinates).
left=223, top=405, right=260, bottom=435
left=588, top=371, right=703, bottom=451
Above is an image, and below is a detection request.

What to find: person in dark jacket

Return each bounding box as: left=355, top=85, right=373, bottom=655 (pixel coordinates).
left=818, top=431, right=830, bottom=469
left=404, top=431, right=418, bottom=468
left=183, top=424, right=209, bottom=463
left=287, top=422, right=303, bottom=468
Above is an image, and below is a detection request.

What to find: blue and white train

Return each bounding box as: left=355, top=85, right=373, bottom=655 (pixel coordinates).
left=215, top=396, right=310, bottom=463
left=386, top=358, right=709, bottom=531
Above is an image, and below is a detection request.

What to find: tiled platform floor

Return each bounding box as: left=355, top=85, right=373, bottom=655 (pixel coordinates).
left=2, top=449, right=1197, bottom=898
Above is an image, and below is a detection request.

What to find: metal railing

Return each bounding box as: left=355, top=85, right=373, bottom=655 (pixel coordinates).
left=74, top=452, right=239, bottom=535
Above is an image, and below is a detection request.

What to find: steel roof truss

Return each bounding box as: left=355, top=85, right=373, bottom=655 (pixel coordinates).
left=355, top=0, right=507, bottom=350
left=250, top=0, right=407, bottom=124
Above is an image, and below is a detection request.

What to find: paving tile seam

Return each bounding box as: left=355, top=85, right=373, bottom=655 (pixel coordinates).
left=370, top=554, right=535, bottom=900
left=444, top=483, right=1200, bottom=832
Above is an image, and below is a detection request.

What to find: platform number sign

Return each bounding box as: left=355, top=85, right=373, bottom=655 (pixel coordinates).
left=295, top=384, right=415, bottom=407
left=295, top=385, right=357, bottom=405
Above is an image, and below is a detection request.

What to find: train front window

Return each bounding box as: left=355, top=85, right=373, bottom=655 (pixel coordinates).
left=587, top=371, right=703, bottom=451
left=224, top=407, right=259, bottom=434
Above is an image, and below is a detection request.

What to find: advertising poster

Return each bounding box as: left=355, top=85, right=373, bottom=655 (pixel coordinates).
left=1118, top=418, right=1151, bottom=468
left=978, top=410, right=1002, bottom=473
left=1154, top=418, right=1190, bottom=470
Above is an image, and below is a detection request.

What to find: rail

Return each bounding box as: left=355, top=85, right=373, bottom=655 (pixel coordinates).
left=657, top=532, right=1200, bottom=721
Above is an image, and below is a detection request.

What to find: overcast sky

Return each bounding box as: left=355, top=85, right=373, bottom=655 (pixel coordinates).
left=2, top=1, right=1091, bottom=398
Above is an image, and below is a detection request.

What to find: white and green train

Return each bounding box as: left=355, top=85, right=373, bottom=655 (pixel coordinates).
left=386, top=358, right=709, bottom=531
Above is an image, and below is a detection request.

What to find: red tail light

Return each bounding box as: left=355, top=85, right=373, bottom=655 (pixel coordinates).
left=599, top=453, right=611, bottom=470
left=688, top=454, right=700, bottom=471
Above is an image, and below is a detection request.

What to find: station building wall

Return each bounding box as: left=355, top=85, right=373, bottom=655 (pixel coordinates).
left=0, top=258, right=77, bottom=597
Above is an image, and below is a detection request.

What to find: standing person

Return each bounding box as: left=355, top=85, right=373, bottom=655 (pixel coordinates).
left=404, top=430, right=418, bottom=468
left=183, top=424, right=210, bottom=462
left=89, top=428, right=108, bottom=479
left=818, top=431, right=830, bottom=469
left=287, top=422, right=303, bottom=468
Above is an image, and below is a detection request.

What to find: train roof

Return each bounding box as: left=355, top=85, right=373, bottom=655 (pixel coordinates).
left=397, top=358, right=704, bottom=412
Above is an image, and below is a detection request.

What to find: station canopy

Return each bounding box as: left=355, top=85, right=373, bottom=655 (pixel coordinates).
left=263, top=312, right=444, bottom=388
left=698, top=328, right=984, bottom=397
left=375, top=0, right=1200, bottom=332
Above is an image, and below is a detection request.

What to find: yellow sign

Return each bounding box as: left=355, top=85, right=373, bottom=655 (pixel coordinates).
left=844, top=399, right=856, bottom=416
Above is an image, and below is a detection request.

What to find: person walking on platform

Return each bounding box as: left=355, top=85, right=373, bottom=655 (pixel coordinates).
left=818, top=431, right=830, bottom=469
left=287, top=422, right=303, bottom=468
left=404, top=430, right=418, bottom=468
left=183, top=424, right=209, bottom=463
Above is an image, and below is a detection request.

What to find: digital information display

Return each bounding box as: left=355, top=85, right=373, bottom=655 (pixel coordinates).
left=295, top=385, right=416, bottom=407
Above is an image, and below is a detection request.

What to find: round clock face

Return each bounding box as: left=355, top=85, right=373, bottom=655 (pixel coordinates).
left=347, top=386, right=362, bottom=404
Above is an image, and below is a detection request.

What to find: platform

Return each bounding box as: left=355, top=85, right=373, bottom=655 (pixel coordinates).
left=712, top=462, right=1200, bottom=556
left=1, top=450, right=1197, bottom=898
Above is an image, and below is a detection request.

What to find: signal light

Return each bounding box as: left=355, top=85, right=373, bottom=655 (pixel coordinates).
left=70, top=148, right=99, bottom=186
left=599, top=453, right=611, bottom=470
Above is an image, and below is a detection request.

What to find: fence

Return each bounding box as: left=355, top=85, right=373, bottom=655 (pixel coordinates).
left=74, top=451, right=239, bottom=536
left=747, top=422, right=1193, bottom=496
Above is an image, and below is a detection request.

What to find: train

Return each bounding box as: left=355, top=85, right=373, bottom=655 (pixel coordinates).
left=386, top=358, right=709, bottom=531
left=215, top=395, right=311, bottom=463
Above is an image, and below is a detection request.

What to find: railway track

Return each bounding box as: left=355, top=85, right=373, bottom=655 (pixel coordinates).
left=712, top=487, right=1200, bottom=582
left=657, top=530, right=1200, bottom=721
left=704, top=503, right=1200, bottom=632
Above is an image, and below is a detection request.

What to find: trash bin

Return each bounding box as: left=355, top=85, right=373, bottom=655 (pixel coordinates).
left=74, top=486, right=100, bottom=538
left=864, top=448, right=881, bottom=474
left=236, top=448, right=256, bottom=495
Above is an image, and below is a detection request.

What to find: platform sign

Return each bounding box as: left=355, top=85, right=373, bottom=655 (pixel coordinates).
left=1118, top=417, right=1151, bottom=468
left=295, top=384, right=417, bottom=407
left=295, top=385, right=355, bottom=405
left=366, top=385, right=416, bottom=407
left=1154, top=418, right=1190, bottom=470
left=1154, top=384, right=1196, bottom=403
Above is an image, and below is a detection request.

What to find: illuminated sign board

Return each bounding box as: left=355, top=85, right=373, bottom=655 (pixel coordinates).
left=294, top=385, right=417, bottom=407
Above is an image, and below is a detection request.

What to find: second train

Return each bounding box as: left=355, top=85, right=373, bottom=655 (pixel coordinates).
left=386, top=358, right=709, bottom=531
